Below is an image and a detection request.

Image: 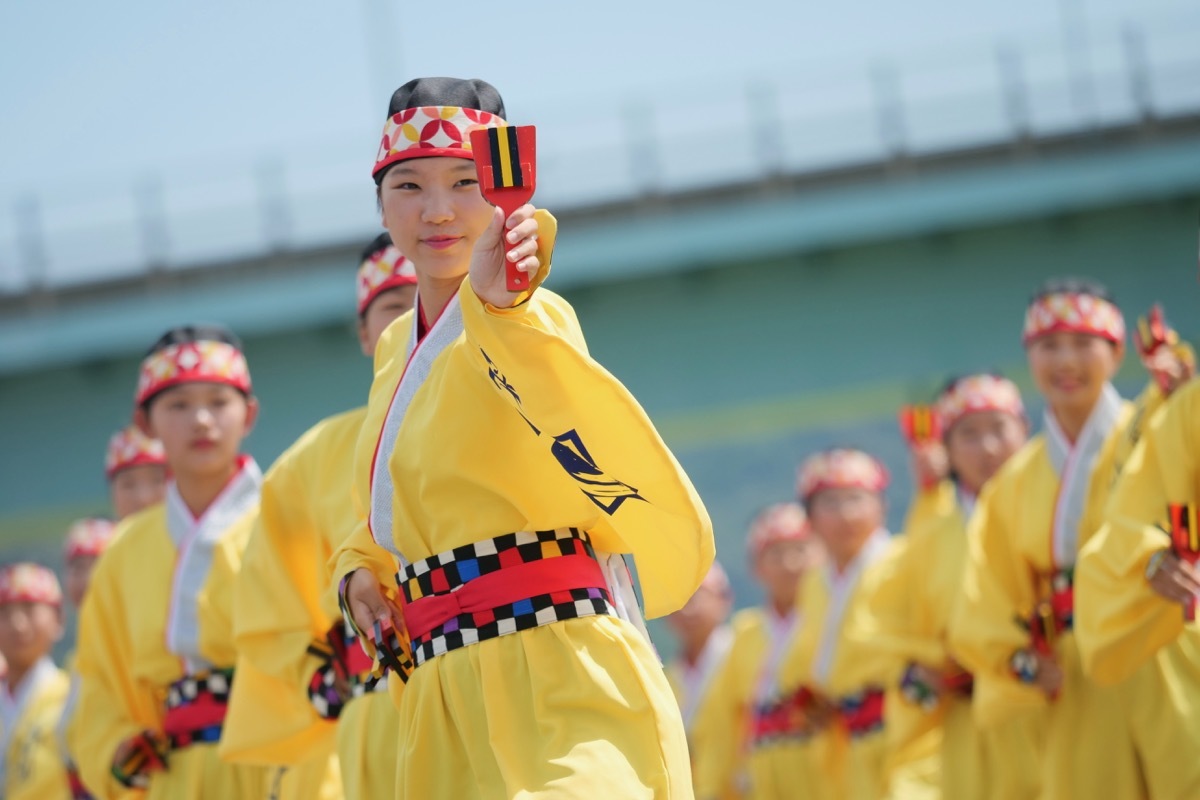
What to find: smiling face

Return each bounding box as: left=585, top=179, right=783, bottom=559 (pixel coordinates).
left=378, top=157, right=495, bottom=282
left=137, top=382, right=257, bottom=483
left=1027, top=332, right=1123, bottom=424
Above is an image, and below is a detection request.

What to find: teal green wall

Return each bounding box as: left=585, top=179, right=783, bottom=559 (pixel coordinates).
left=2, top=196, right=1197, bottom=613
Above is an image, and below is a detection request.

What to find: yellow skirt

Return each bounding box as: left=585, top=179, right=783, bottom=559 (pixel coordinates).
left=745, top=720, right=887, bottom=799
left=1041, top=638, right=1142, bottom=800
left=269, top=734, right=342, bottom=800
left=389, top=615, right=692, bottom=799
left=337, top=690, right=401, bottom=798
left=149, top=743, right=269, bottom=800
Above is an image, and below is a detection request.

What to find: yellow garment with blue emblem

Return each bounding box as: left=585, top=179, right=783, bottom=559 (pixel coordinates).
left=332, top=211, right=714, bottom=799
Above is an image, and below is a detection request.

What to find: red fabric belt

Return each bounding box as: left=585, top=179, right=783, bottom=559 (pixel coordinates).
left=163, top=693, right=226, bottom=737
left=839, top=688, right=885, bottom=736
left=752, top=686, right=819, bottom=742
left=402, top=553, right=608, bottom=642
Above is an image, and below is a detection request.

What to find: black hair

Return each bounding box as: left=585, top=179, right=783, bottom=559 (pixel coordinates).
left=1030, top=277, right=1116, bottom=307
left=359, top=232, right=393, bottom=266
left=373, top=76, right=506, bottom=186
left=144, top=324, right=242, bottom=358
left=140, top=324, right=246, bottom=413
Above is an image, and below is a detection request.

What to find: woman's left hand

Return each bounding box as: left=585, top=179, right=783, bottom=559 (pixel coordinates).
left=469, top=204, right=541, bottom=308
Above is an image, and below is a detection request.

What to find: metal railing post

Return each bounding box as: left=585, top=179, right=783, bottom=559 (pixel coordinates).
left=135, top=175, right=170, bottom=272
left=996, top=43, right=1032, bottom=142
left=13, top=194, right=47, bottom=292
left=871, top=61, right=908, bottom=160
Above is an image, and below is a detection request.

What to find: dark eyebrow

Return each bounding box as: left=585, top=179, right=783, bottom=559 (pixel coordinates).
left=388, top=161, right=478, bottom=178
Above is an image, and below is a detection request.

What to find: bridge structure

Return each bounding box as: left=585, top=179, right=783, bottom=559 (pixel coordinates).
left=3, top=12, right=1200, bottom=605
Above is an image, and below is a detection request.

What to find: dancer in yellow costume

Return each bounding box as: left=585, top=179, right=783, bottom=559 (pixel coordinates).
left=947, top=280, right=1181, bottom=800
left=334, top=76, right=713, bottom=799
left=71, top=325, right=269, bottom=800
left=0, top=563, right=70, bottom=800
left=220, top=234, right=417, bottom=799
left=105, top=425, right=168, bottom=520
left=1075, top=336, right=1200, bottom=799
left=761, top=450, right=892, bottom=800
left=860, top=374, right=1044, bottom=800
left=57, top=519, right=119, bottom=799
left=693, top=504, right=821, bottom=800
left=664, top=562, right=733, bottom=781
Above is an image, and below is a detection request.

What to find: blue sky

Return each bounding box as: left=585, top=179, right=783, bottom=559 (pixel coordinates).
left=1, top=0, right=1194, bottom=284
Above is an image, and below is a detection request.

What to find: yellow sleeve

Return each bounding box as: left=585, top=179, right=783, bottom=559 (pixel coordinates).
left=222, top=453, right=336, bottom=766
left=457, top=223, right=714, bottom=618
left=853, top=535, right=940, bottom=681
left=946, top=473, right=1044, bottom=727
left=902, top=481, right=954, bottom=535
left=69, top=533, right=162, bottom=800
left=1076, top=385, right=1196, bottom=685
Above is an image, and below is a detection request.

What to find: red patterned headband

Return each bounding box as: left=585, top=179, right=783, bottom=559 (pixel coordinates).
left=135, top=340, right=252, bottom=407
left=0, top=563, right=62, bottom=607
left=357, top=245, right=417, bottom=315
left=1023, top=292, right=1125, bottom=346
left=105, top=424, right=167, bottom=478
left=747, top=502, right=810, bottom=559
left=936, top=374, right=1026, bottom=433
left=373, top=106, right=506, bottom=178
left=64, top=518, right=118, bottom=561
left=797, top=449, right=890, bottom=501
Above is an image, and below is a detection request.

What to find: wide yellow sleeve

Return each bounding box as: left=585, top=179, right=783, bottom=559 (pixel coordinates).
left=853, top=536, right=940, bottom=680
left=458, top=234, right=714, bottom=618
left=69, top=530, right=162, bottom=800
left=222, top=455, right=336, bottom=765
left=902, top=480, right=955, bottom=536
left=1076, top=384, right=1197, bottom=685
left=946, top=474, right=1045, bottom=727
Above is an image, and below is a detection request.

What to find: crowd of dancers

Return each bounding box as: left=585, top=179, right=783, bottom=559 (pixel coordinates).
left=0, top=74, right=1197, bottom=800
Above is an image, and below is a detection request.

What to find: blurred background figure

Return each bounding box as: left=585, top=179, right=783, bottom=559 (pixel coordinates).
left=105, top=426, right=168, bottom=521
left=693, top=503, right=821, bottom=800
left=665, top=560, right=735, bottom=735
left=58, top=517, right=119, bottom=800
left=0, top=562, right=70, bottom=800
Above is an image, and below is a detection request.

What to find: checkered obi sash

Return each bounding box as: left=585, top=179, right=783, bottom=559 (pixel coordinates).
left=752, top=685, right=885, bottom=745
left=162, top=667, right=233, bottom=750
left=397, top=528, right=617, bottom=668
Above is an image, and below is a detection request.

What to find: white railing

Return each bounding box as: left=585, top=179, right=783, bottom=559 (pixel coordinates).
left=2, top=6, right=1198, bottom=294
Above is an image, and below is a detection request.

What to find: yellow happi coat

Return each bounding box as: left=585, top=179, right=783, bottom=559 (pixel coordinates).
left=857, top=494, right=1045, bottom=800
left=756, top=530, right=891, bottom=800
left=665, top=623, right=733, bottom=797
left=947, top=385, right=1162, bottom=800
left=2, top=658, right=70, bottom=800
left=332, top=222, right=714, bottom=800
left=1076, top=379, right=1200, bottom=799
left=692, top=607, right=797, bottom=800
left=900, top=480, right=956, bottom=537
left=70, top=464, right=271, bottom=800
left=220, top=406, right=395, bottom=800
